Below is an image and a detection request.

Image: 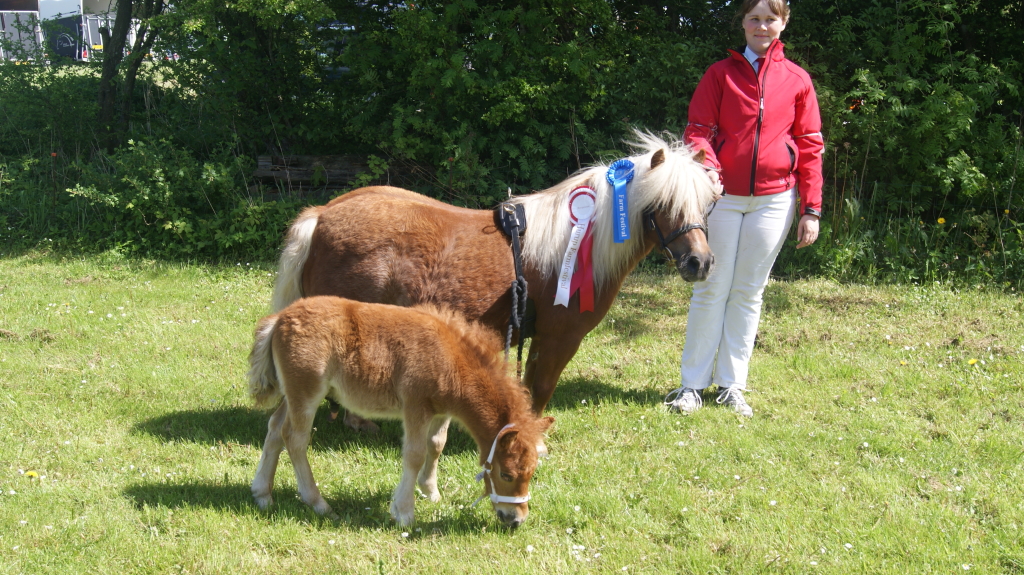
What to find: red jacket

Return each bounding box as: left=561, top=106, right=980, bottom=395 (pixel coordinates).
left=684, top=40, right=824, bottom=216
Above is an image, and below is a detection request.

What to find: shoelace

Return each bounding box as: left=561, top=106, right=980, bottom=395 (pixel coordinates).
left=716, top=387, right=745, bottom=405
left=664, top=387, right=702, bottom=408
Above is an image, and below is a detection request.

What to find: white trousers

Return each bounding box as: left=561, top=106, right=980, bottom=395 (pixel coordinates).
left=680, top=189, right=796, bottom=390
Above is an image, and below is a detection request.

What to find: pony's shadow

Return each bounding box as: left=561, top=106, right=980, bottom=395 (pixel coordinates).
left=121, top=481, right=494, bottom=534
left=761, top=280, right=795, bottom=317
left=546, top=375, right=664, bottom=411
left=132, top=404, right=476, bottom=456
left=123, top=481, right=390, bottom=529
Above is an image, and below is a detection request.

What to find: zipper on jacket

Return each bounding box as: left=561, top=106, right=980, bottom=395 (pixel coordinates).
left=749, top=48, right=771, bottom=196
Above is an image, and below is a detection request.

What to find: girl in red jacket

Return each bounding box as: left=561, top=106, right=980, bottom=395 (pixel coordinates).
left=665, top=0, right=823, bottom=417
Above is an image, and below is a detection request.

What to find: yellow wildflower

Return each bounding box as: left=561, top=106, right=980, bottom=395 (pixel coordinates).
left=937, top=218, right=946, bottom=224
left=968, top=358, right=978, bottom=365
left=25, top=470, right=39, bottom=479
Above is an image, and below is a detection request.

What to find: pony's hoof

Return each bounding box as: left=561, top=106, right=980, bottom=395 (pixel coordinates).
left=253, top=494, right=273, bottom=510
left=343, top=412, right=380, bottom=434
left=312, top=500, right=335, bottom=517
left=390, top=502, right=415, bottom=527
left=536, top=441, right=549, bottom=459
left=418, top=487, right=441, bottom=503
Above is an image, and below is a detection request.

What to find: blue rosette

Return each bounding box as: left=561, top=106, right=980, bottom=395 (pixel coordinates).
left=606, top=159, right=635, bottom=243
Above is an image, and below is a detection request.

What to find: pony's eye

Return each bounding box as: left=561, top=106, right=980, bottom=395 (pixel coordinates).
left=500, top=472, right=514, bottom=482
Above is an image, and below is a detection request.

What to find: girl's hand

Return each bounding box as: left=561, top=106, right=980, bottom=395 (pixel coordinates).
left=796, top=215, right=819, bottom=249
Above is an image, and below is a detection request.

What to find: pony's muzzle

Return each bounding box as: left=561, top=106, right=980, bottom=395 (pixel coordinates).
left=495, top=504, right=528, bottom=528
left=676, top=251, right=715, bottom=282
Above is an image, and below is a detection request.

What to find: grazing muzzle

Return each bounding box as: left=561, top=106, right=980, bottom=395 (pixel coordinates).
left=473, top=423, right=531, bottom=506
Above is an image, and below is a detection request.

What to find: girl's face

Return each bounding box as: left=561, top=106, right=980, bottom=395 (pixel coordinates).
left=743, top=0, right=786, bottom=56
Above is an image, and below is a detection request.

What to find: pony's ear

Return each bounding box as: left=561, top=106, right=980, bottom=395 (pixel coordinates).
left=694, top=148, right=707, bottom=165
left=498, top=428, right=519, bottom=451
left=538, top=416, right=555, bottom=433
left=651, top=149, right=666, bottom=169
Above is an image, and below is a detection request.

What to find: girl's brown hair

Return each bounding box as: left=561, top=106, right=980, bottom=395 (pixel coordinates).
left=736, top=0, right=790, bottom=23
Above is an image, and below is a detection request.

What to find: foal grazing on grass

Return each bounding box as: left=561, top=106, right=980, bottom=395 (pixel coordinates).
left=248, top=296, right=554, bottom=527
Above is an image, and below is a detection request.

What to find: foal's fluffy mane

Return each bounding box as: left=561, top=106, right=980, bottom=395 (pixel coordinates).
left=411, top=303, right=533, bottom=409
left=510, top=131, right=719, bottom=286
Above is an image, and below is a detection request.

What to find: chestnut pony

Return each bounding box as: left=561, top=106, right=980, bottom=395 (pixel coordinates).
left=271, top=132, right=719, bottom=417
left=249, top=296, right=553, bottom=527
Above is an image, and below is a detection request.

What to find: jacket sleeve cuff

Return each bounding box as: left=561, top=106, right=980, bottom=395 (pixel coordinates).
left=803, top=207, right=822, bottom=218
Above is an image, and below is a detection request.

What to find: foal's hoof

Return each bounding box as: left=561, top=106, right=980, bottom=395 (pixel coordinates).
left=417, top=486, right=441, bottom=503
left=343, top=412, right=380, bottom=434
left=390, top=509, right=415, bottom=527
left=253, top=494, right=273, bottom=510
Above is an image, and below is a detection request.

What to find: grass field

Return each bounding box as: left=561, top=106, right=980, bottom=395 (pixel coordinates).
left=1, top=251, right=1022, bottom=574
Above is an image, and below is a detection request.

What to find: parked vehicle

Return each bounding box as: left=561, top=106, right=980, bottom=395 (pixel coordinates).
left=0, top=0, right=44, bottom=61
left=47, top=0, right=138, bottom=61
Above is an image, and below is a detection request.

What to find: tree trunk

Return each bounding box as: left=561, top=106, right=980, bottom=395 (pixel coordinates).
left=119, top=0, right=165, bottom=138
left=96, top=0, right=135, bottom=154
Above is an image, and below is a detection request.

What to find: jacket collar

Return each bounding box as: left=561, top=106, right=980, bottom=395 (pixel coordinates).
left=728, top=38, right=785, bottom=63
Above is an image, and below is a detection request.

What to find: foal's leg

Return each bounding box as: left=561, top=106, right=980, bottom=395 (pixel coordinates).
left=416, top=416, right=451, bottom=502
left=282, top=395, right=337, bottom=519
left=391, top=409, right=431, bottom=527
left=252, top=401, right=288, bottom=509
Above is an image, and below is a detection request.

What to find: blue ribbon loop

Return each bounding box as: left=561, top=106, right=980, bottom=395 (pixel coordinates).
left=606, top=159, right=635, bottom=243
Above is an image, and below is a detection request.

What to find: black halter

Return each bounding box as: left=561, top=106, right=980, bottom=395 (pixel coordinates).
left=645, top=210, right=709, bottom=261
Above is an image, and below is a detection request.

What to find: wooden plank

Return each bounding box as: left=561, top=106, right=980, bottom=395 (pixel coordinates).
left=253, top=155, right=368, bottom=189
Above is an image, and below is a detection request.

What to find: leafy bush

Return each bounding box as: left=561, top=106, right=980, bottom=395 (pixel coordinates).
left=63, top=140, right=298, bottom=258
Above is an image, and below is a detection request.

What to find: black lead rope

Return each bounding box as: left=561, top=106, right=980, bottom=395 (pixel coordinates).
left=499, top=203, right=529, bottom=379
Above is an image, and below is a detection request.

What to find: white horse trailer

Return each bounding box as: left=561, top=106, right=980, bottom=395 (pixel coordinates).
left=49, top=0, right=137, bottom=61
left=0, top=0, right=44, bottom=61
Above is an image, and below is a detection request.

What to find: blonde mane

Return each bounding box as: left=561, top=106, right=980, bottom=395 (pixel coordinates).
left=511, top=131, right=720, bottom=287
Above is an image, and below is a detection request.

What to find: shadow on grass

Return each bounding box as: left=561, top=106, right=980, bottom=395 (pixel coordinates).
left=546, top=375, right=665, bottom=411
left=123, top=481, right=392, bottom=529
left=122, top=481, right=496, bottom=534
left=133, top=404, right=476, bottom=456
left=761, top=281, right=795, bottom=317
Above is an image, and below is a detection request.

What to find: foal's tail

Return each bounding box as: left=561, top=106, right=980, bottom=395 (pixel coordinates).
left=271, top=206, right=324, bottom=313
left=248, top=315, right=283, bottom=409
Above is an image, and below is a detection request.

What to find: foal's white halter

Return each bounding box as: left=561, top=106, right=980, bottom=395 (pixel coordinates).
left=472, top=423, right=531, bottom=507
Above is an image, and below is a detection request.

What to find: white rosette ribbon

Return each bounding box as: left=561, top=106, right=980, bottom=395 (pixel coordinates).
left=554, top=187, right=596, bottom=309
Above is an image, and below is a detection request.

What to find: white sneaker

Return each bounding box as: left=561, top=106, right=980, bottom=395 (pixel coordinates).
left=664, top=387, right=703, bottom=414
left=716, top=387, right=753, bottom=417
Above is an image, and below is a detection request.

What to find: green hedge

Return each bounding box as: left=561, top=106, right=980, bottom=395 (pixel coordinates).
left=0, top=0, right=1021, bottom=285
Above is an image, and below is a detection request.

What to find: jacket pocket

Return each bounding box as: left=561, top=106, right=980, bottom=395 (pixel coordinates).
left=785, top=142, right=796, bottom=173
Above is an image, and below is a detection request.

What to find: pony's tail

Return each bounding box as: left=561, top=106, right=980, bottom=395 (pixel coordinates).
left=248, top=315, right=282, bottom=409
left=271, top=206, right=323, bottom=312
